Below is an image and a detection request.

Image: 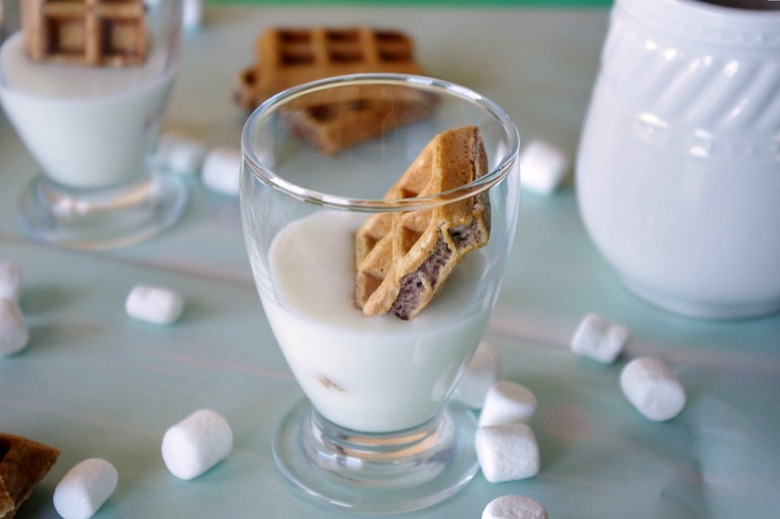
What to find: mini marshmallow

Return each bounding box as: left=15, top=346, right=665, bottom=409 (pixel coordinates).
left=162, top=409, right=233, bottom=480
left=479, top=381, right=537, bottom=427
left=518, top=139, right=569, bottom=195
left=453, top=341, right=501, bottom=409
left=125, top=285, right=184, bottom=325
left=0, top=298, right=29, bottom=356
left=155, top=130, right=210, bottom=174
left=182, top=0, right=204, bottom=31
left=620, top=357, right=686, bottom=422
left=483, top=495, right=548, bottom=519
left=570, top=313, right=631, bottom=364
left=53, top=458, right=118, bottom=519
left=201, top=147, right=242, bottom=196
left=0, top=262, right=21, bottom=302
left=476, top=423, right=540, bottom=483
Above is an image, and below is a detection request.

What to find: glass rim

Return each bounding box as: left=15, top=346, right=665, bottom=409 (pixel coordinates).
left=241, top=73, right=520, bottom=212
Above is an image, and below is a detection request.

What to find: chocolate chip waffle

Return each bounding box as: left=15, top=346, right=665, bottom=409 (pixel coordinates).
left=354, top=126, right=491, bottom=320
left=22, top=0, right=147, bottom=66
left=0, top=433, right=59, bottom=518
left=233, top=26, right=425, bottom=111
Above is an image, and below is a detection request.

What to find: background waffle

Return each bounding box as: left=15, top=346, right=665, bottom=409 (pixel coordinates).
left=233, top=26, right=425, bottom=111
left=354, top=126, right=491, bottom=320
left=279, top=90, right=433, bottom=155
left=23, top=0, right=147, bottom=66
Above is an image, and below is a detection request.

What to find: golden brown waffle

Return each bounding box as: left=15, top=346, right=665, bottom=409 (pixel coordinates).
left=0, top=432, right=59, bottom=518
left=22, top=0, right=147, bottom=66
left=354, top=126, right=491, bottom=320
left=232, top=26, right=425, bottom=111
left=279, top=89, right=434, bottom=155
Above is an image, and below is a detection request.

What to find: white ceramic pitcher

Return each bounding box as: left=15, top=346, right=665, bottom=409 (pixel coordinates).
left=577, top=0, right=780, bottom=319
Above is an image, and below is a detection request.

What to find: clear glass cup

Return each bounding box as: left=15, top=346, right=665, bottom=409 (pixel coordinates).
left=240, top=74, right=520, bottom=514
left=0, top=0, right=186, bottom=249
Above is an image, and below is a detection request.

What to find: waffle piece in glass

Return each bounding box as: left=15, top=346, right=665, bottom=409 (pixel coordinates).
left=355, top=125, right=491, bottom=319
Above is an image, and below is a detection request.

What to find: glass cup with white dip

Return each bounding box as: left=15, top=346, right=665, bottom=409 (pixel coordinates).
left=240, top=74, right=520, bottom=514
left=0, top=0, right=185, bottom=249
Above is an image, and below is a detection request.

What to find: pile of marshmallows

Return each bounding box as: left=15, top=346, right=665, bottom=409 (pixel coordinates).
left=1, top=264, right=231, bottom=519
left=453, top=313, right=686, bottom=519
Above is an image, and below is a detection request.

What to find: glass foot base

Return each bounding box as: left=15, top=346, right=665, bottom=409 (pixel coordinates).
left=273, top=399, right=479, bottom=515
left=16, top=171, right=188, bottom=250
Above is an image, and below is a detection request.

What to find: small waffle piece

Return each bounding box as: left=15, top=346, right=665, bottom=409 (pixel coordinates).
left=22, top=0, right=147, bottom=66
left=0, top=432, right=59, bottom=518
left=232, top=26, right=425, bottom=111
left=354, top=125, right=491, bottom=320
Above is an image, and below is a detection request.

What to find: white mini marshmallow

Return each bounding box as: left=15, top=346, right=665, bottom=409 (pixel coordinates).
left=518, top=139, right=569, bottom=195
left=453, top=341, right=501, bottom=409
left=202, top=147, right=242, bottom=196
left=479, top=381, right=537, bottom=427
left=53, top=458, right=118, bottom=519
left=162, top=409, right=233, bottom=480
left=0, top=298, right=29, bottom=356
left=125, top=285, right=184, bottom=325
left=620, top=357, right=686, bottom=422
left=0, top=262, right=21, bottom=302
left=155, top=130, right=210, bottom=174
left=483, top=495, right=548, bottom=519
left=476, top=423, right=540, bottom=483
left=182, top=0, right=204, bottom=31
left=570, top=313, right=631, bottom=364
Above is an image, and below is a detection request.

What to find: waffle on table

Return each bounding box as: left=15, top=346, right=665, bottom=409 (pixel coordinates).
left=354, top=125, right=491, bottom=320
left=22, top=0, right=147, bottom=66
left=278, top=85, right=434, bottom=155
left=0, top=432, right=59, bottom=518
left=233, top=26, right=426, bottom=111
left=233, top=26, right=432, bottom=154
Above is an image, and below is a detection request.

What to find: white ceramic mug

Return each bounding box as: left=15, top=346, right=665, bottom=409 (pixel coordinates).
left=577, top=0, right=780, bottom=319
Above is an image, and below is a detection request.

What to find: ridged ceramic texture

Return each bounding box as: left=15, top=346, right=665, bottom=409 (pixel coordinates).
left=598, top=0, right=780, bottom=158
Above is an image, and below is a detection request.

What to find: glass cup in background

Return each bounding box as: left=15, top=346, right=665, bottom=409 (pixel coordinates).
left=0, top=0, right=186, bottom=249
left=240, top=74, right=520, bottom=514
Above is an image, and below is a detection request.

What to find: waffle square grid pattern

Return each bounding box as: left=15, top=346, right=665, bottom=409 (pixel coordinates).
left=354, top=126, right=491, bottom=320
left=234, top=26, right=425, bottom=111
left=23, top=0, right=147, bottom=66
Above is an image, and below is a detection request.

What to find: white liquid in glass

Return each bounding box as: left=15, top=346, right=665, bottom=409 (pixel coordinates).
left=258, top=211, right=490, bottom=432
left=0, top=33, right=174, bottom=188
